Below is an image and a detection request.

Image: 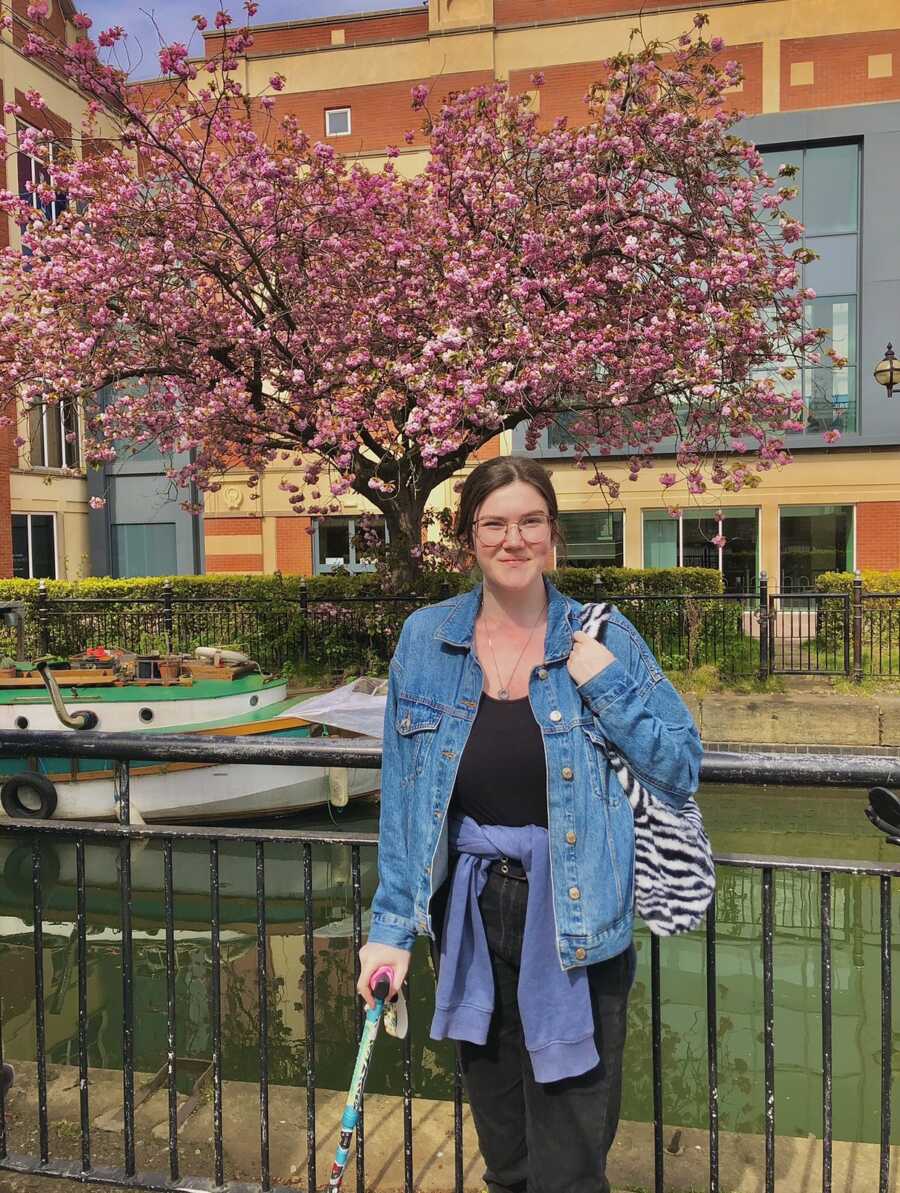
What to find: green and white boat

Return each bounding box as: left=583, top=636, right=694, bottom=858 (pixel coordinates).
left=0, top=646, right=384, bottom=823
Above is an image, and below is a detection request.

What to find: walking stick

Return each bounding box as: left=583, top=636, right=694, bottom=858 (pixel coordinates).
left=327, top=965, right=396, bottom=1191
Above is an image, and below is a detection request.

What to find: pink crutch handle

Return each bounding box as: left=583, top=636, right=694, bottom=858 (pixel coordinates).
left=370, top=966, right=394, bottom=1000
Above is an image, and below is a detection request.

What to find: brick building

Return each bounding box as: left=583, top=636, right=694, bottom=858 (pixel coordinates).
left=190, top=0, right=900, bottom=584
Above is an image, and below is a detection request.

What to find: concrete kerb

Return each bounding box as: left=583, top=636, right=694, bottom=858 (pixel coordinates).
left=1, top=1062, right=897, bottom=1193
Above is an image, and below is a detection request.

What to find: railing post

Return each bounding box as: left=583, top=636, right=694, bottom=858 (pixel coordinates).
left=758, top=572, right=770, bottom=682
left=298, top=579, right=309, bottom=664
left=593, top=572, right=603, bottom=604
left=162, top=580, right=174, bottom=654
left=852, top=570, right=864, bottom=684
left=36, top=580, right=50, bottom=657
left=439, top=578, right=451, bottom=601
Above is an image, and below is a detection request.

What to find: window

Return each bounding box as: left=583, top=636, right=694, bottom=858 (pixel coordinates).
left=759, top=142, right=860, bottom=434
left=779, top=505, right=853, bottom=593
left=17, top=121, right=67, bottom=222
left=12, top=513, right=56, bottom=579
left=557, top=511, right=623, bottom=568
left=643, top=508, right=759, bottom=593
left=28, top=397, right=80, bottom=469
left=315, top=516, right=385, bottom=574
left=325, top=107, right=351, bottom=137
left=112, top=523, right=177, bottom=578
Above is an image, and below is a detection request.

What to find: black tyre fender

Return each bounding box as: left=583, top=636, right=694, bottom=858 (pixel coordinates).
left=1, top=772, right=58, bottom=819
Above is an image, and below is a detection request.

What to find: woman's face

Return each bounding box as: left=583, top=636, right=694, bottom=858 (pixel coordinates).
left=471, top=480, right=555, bottom=594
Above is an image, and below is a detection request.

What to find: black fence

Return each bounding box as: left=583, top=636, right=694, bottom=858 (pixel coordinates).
left=17, top=575, right=900, bottom=681
left=0, top=730, right=898, bottom=1193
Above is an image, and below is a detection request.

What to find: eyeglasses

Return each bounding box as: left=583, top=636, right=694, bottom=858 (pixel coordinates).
left=473, top=513, right=553, bottom=547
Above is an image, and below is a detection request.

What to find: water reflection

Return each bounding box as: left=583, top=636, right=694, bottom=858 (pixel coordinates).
left=0, top=787, right=897, bottom=1145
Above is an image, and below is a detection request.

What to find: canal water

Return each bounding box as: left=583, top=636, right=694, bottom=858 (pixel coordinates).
left=0, top=784, right=897, bottom=1146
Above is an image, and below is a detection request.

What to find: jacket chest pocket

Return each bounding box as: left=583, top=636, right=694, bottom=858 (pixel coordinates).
left=396, top=698, right=443, bottom=786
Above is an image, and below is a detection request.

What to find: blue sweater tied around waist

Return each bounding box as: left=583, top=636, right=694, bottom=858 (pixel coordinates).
left=429, top=816, right=598, bottom=1084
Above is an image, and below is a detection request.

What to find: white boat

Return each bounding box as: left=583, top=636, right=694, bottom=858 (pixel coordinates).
left=0, top=659, right=387, bottom=823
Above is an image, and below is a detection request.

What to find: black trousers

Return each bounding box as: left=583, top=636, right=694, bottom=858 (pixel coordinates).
left=432, top=866, right=633, bottom=1193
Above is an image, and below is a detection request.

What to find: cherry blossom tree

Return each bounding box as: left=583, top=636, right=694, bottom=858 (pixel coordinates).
left=0, top=5, right=822, bottom=582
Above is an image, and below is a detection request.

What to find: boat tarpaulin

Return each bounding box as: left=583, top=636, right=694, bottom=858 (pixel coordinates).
left=280, top=677, right=387, bottom=740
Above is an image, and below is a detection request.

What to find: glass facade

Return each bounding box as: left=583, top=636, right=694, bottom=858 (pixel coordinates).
left=112, top=523, right=177, bottom=578
left=643, top=508, right=759, bottom=592
left=12, top=513, right=56, bottom=579
left=557, top=511, right=623, bottom=568
left=760, top=142, right=860, bottom=434
left=779, top=505, right=853, bottom=593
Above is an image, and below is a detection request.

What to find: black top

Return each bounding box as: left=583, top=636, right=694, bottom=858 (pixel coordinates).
left=449, top=693, right=548, bottom=828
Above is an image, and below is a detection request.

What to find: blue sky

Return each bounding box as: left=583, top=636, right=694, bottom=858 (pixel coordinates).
left=82, top=0, right=408, bottom=78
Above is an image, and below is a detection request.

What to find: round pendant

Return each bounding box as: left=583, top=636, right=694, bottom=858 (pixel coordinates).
left=497, top=688, right=510, bottom=700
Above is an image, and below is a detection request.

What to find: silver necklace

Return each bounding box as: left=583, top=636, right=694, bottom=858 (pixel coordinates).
left=481, top=598, right=547, bottom=700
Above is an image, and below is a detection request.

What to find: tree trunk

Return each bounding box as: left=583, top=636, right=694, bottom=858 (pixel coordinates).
left=381, top=492, right=427, bottom=593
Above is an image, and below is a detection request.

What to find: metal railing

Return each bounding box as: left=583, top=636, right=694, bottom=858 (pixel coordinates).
left=31, top=581, right=439, bottom=676
left=22, top=575, right=900, bottom=683
left=0, top=730, right=897, bottom=1193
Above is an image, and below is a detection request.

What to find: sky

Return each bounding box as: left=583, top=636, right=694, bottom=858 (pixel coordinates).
left=81, top=0, right=409, bottom=79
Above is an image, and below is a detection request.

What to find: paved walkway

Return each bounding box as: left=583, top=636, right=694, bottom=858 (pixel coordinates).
left=1, top=1061, right=897, bottom=1192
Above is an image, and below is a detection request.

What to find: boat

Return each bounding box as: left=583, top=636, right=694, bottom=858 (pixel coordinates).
left=0, top=605, right=386, bottom=823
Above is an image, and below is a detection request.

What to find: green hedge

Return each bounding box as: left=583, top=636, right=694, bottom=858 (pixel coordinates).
left=0, top=567, right=728, bottom=677
left=816, top=571, right=900, bottom=669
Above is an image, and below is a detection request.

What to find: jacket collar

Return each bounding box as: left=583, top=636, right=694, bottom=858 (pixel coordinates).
left=433, top=577, right=579, bottom=664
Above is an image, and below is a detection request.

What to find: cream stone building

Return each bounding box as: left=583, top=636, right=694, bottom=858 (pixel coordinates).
left=0, top=0, right=95, bottom=579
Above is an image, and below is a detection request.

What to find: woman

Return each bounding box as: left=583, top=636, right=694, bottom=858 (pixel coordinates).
left=358, top=457, right=702, bottom=1193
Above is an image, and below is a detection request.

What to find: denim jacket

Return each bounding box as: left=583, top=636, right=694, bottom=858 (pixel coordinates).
left=367, top=577, right=703, bottom=970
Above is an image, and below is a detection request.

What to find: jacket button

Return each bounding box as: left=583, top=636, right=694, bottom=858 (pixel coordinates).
left=575, top=947, right=586, bottom=961
left=561, top=766, right=574, bottom=780
left=569, top=886, right=581, bottom=900
left=537, top=668, right=548, bottom=680
left=549, top=710, right=562, bottom=723
left=566, top=830, right=576, bottom=844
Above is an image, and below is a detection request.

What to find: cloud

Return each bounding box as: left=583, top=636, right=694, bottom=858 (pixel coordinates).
left=82, top=0, right=411, bottom=79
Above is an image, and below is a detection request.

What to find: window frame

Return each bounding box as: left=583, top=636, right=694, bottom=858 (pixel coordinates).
left=16, top=120, right=66, bottom=223
left=27, top=396, right=81, bottom=471
left=12, top=511, right=58, bottom=579
left=324, top=107, right=352, bottom=138
left=313, top=515, right=387, bottom=575
left=642, top=506, right=759, bottom=585
left=556, top=509, right=625, bottom=569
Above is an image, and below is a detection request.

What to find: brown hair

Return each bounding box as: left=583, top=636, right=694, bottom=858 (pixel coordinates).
left=454, top=457, right=562, bottom=552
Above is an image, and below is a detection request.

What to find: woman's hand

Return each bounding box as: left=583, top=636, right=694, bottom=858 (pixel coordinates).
left=567, top=630, right=616, bottom=688
left=357, top=942, right=412, bottom=1009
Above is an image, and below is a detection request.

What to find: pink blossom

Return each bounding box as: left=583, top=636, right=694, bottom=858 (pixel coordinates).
left=268, top=74, right=285, bottom=92
left=193, top=14, right=208, bottom=30
left=822, top=429, right=841, bottom=444
left=88, top=496, right=106, bottom=510
left=0, top=21, right=818, bottom=572
left=711, top=533, right=726, bottom=548
left=26, top=1, right=49, bottom=19
left=72, top=12, right=92, bottom=29
left=98, top=26, right=125, bottom=47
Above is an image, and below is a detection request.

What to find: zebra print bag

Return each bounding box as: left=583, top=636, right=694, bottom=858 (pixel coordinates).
left=579, top=602, right=715, bottom=936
